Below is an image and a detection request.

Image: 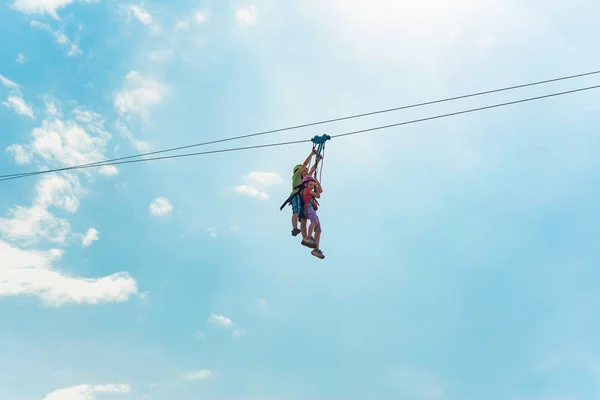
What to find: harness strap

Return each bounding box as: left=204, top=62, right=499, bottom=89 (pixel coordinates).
left=279, top=184, right=303, bottom=211
left=317, top=145, right=326, bottom=182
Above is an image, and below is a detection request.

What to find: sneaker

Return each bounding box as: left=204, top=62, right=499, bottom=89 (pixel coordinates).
left=291, top=228, right=301, bottom=236
left=301, top=237, right=316, bottom=248
left=311, top=249, right=325, bottom=259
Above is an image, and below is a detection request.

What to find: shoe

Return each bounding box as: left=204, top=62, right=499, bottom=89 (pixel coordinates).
left=291, top=228, right=301, bottom=236
left=301, top=237, right=316, bottom=248
left=311, top=249, right=325, bottom=259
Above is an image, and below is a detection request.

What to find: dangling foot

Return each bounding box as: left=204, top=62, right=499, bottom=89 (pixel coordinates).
left=291, top=228, right=301, bottom=236
left=311, top=249, right=325, bottom=259
left=301, top=237, right=316, bottom=248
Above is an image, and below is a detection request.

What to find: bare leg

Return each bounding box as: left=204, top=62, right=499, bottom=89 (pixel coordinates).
left=308, top=221, right=315, bottom=239
left=292, top=212, right=298, bottom=229
left=314, top=228, right=321, bottom=251
left=300, top=218, right=308, bottom=239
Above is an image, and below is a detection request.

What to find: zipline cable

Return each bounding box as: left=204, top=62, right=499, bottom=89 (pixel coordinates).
left=2, top=69, right=600, bottom=181
left=1, top=83, right=600, bottom=183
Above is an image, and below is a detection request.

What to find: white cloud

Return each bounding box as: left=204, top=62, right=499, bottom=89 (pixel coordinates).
left=247, top=171, right=283, bottom=187
left=11, top=0, right=72, bottom=20
left=235, top=185, right=268, bottom=200
left=72, top=109, right=96, bottom=124
left=114, top=71, right=166, bottom=121
left=16, top=53, right=26, bottom=63
left=82, top=228, right=99, bottom=247
left=3, top=104, right=113, bottom=245
left=8, top=115, right=111, bottom=168
left=234, top=171, right=281, bottom=200
left=34, top=173, right=81, bottom=213
left=45, top=101, right=61, bottom=118
left=0, top=74, right=19, bottom=89
left=121, top=3, right=162, bottom=35
left=3, top=95, right=34, bottom=118
left=0, top=240, right=139, bottom=306
left=208, top=313, right=234, bottom=329
left=232, top=329, right=246, bottom=337
left=149, top=197, right=172, bottom=217
left=0, top=174, right=83, bottom=245
left=182, top=370, right=213, bottom=381
left=1, top=97, right=139, bottom=308
left=68, top=43, right=82, bottom=56
left=30, top=20, right=82, bottom=56
left=0, top=205, right=71, bottom=245
left=99, top=165, right=119, bottom=176
left=42, top=383, right=131, bottom=400
left=235, top=5, right=258, bottom=26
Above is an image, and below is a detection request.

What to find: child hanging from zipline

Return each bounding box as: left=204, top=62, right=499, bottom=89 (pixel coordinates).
left=300, top=176, right=324, bottom=259
left=286, top=149, right=321, bottom=238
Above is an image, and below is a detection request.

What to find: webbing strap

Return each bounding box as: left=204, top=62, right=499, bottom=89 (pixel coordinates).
left=310, top=134, right=330, bottom=182
left=318, top=145, right=325, bottom=182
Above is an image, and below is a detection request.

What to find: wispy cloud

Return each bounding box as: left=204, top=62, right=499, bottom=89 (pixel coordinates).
left=30, top=20, right=82, bottom=56
left=0, top=74, right=19, bottom=89
left=115, top=121, right=151, bottom=151
left=247, top=171, right=283, bottom=186
left=123, top=4, right=153, bottom=25
left=208, top=313, right=234, bottom=329
left=6, top=108, right=111, bottom=168
left=182, top=369, right=213, bottom=381
left=99, top=165, right=119, bottom=176
left=6, top=144, right=32, bottom=165
left=121, top=3, right=161, bottom=34
left=16, top=53, right=26, bottom=63
left=235, top=184, right=268, bottom=200
left=3, top=95, right=34, bottom=118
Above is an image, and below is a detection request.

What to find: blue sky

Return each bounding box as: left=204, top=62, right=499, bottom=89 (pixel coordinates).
left=1, top=0, right=600, bottom=399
